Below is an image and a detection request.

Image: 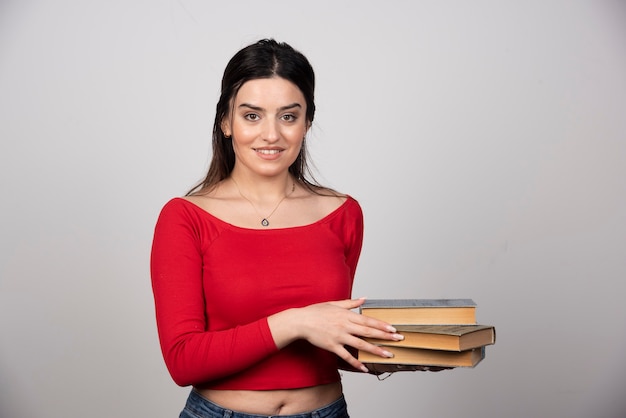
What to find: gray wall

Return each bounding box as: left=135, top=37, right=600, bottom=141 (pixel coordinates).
left=1, top=1, right=625, bottom=417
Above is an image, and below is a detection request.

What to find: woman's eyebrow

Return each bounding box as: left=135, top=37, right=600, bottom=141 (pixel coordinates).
left=278, top=103, right=302, bottom=111
left=238, top=103, right=302, bottom=112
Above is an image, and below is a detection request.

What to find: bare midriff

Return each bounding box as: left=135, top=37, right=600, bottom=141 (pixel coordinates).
left=195, top=381, right=343, bottom=416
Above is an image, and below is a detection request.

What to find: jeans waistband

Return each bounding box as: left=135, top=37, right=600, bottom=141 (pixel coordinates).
left=181, top=389, right=349, bottom=418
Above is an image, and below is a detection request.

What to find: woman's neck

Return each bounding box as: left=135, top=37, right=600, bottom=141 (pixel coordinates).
left=229, top=171, right=295, bottom=204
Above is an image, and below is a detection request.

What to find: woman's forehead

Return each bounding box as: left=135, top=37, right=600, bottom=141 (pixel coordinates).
left=234, top=77, right=305, bottom=106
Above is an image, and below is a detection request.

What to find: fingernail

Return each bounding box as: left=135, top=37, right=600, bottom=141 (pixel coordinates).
left=386, top=325, right=397, bottom=333
left=360, top=365, right=369, bottom=373
left=382, top=350, right=394, bottom=358
left=392, top=333, right=404, bottom=341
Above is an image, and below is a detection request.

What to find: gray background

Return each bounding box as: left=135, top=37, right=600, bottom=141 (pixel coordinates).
left=1, top=1, right=625, bottom=417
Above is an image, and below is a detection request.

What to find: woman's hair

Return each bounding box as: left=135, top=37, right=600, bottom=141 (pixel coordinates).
left=187, top=39, right=319, bottom=195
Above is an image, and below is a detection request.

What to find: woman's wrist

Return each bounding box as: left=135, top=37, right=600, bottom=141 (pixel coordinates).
left=267, top=307, right=302, bottom=349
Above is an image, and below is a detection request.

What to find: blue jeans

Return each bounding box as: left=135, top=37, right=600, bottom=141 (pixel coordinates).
left=180, top=389, right=350, bottom=418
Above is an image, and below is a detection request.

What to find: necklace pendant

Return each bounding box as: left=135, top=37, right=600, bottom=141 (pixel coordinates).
left=261, top=218, right=270, bottom=227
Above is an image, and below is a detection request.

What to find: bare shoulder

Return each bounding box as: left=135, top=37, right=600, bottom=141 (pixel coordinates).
left=296, top=185, right=350, bottom=219
left=181, top=183, right=233, bottom=215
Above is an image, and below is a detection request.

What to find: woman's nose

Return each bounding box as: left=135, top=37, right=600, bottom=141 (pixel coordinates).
left=262, top=119, right=280, bottom=142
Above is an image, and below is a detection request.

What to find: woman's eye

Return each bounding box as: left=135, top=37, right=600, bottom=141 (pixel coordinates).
left=281, top=114, right=296, bottom=122
left=245, top=113, right=260, bottom=121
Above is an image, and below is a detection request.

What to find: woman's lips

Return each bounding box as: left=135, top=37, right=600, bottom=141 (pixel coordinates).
left=253, top=148, right=284, bottom=159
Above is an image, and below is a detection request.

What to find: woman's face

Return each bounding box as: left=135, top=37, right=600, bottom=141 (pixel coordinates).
left=223, top=77, right=309, bottom=179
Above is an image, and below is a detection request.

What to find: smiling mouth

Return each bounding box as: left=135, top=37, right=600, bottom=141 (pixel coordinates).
left=254, top=149, right=282, bottom=155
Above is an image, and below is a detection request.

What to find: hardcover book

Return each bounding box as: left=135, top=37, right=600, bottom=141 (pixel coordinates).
left=359, top=345, right=485, bottom=368
left=365, top=324, right=495, bottom=351
left=360, top=299, right=477, bottom=325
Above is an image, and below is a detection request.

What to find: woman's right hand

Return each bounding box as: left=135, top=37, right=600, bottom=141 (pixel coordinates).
left=268, top=298, right=404, bottom=373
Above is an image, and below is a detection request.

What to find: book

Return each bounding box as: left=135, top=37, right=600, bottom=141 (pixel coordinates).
left=364, top=325, right=495, bottom=351
left=360, top=299, right=477, bottom=325
left=359, top=345, right=485, bottom=368
left=363, top=363, right=450, bottom=374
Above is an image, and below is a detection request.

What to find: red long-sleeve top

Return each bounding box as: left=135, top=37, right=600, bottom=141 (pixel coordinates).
left=150, top=196, right=363, bottom=390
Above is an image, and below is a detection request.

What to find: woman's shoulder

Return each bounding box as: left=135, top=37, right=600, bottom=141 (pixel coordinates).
left=305, top=184, right=359, bottom=202
left=157, top=194, right=226, bottom=226
left=311, top=186, right=359, bottom=206
left=177, top=183, right=233, bottom=216
left=301, top=186, right=362, bottom=224
left=155, top=197, right=204, bottom=225
left=295, top=184, right=346, bottom=208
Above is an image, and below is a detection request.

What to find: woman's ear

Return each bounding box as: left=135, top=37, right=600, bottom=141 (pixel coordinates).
left=221, top=117, right=231, bottom=138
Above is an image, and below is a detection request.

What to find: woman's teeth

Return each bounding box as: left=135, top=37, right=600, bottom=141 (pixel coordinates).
left=256, top=149, right=281, bottom=155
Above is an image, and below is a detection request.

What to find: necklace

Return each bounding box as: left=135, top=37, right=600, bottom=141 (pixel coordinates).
left=231, top=178, right=296, bottom=227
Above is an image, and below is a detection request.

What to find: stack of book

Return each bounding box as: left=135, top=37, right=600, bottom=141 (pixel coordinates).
left=358, top=299, right=495, bottom=371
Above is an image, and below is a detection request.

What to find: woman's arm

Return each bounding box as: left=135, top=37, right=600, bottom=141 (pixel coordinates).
left=150, top=200, right=279, bottom=386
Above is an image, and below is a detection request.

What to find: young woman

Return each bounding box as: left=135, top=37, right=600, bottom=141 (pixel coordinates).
left=150, top=39, right=403, bottom=418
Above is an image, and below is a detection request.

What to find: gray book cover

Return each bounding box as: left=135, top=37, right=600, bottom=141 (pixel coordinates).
left=361, top=299, right=476, bottom=309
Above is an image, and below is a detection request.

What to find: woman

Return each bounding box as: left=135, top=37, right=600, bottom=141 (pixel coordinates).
left=150, top=39, right=403, bottom=418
